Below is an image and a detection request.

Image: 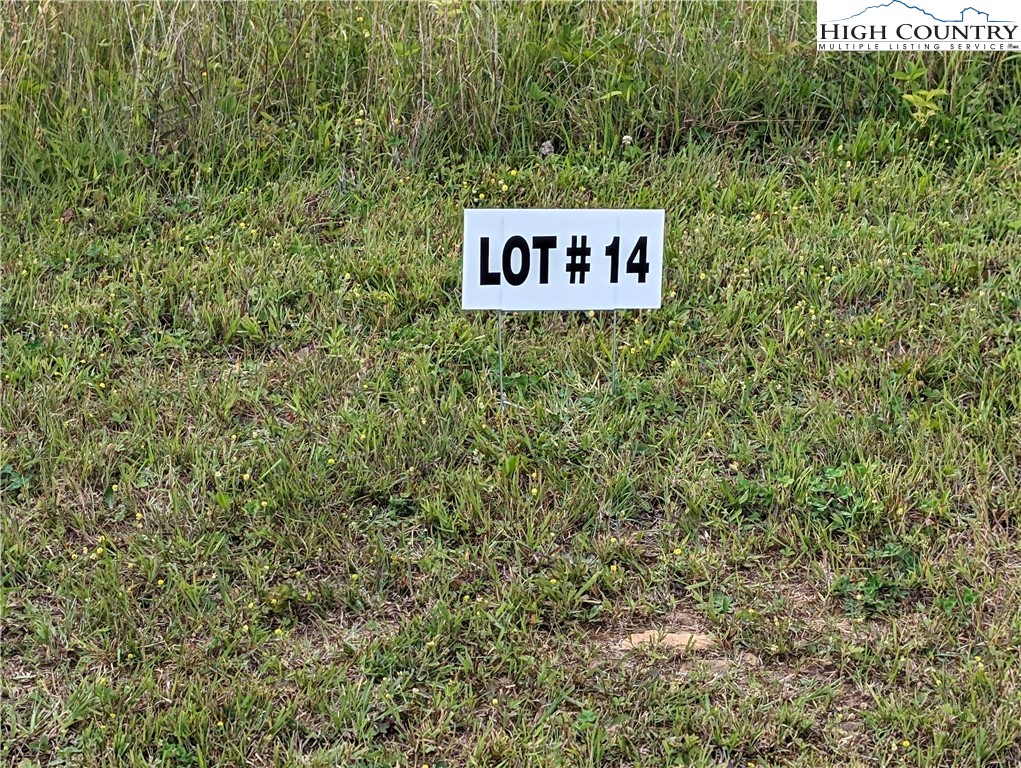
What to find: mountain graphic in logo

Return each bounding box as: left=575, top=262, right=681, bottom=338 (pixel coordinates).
left=828, top=1, right=1014, bottom=23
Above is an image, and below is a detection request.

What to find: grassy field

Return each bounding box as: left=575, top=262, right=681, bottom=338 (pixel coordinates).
left=3, top=2, right=1021, bottom=767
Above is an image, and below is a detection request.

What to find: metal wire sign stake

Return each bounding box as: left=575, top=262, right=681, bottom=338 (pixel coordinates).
left=462, top=208, right=665, bottom=407
left=497, top=308, right=508, bottom=408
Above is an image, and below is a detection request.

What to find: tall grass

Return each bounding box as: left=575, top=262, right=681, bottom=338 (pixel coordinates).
left=2, top=1, right=1019, bottom=197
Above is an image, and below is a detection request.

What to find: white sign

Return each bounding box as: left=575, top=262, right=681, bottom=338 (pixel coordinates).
left=817, top=0, right=1018, bottom=51
left=462, top=209, right=664, bottom=311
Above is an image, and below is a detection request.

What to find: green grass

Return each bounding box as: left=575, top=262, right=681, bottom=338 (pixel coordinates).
left=3, top=1, right=1019, bottom=191
left=3, top=2, right=1021, bottom=767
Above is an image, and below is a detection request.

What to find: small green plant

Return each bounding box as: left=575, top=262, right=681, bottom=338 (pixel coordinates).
left=892, top=61, right=927, bottom=89
left=1, top=464, right=30, bottom=494
left=937, top=587, right=981, bottom=621
left=892, top=63, right=948, bottom=125
left=806, top=466, right=881, bottom=534
left=901, top=88, right=949, bottom=125
left=719, top=474, right=776, bottom=522
left=833, top=541, right=921, bottom=616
